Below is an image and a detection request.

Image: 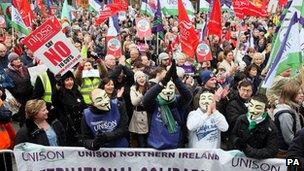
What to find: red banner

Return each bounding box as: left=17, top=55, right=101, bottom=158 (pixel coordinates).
left=136, top=18, right=152, bottom=39
left=233, top=0, right=267, bottom=18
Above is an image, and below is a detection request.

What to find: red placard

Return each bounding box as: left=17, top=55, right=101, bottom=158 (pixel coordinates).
left=22, top=17, right=61, bottom=52
left=106, top=36, right=122, bottom=58
left=196, top=41, right=212, bottom=62
left=136, top=18, right=152, bottom=39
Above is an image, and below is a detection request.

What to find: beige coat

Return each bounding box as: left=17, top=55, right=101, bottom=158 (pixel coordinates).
left=128, top=86, right=148, bottom=134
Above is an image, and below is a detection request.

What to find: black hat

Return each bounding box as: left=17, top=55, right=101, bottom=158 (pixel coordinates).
left=58, top=71, right=75, bottom=87
left=61, top=71, right=75, bottom=81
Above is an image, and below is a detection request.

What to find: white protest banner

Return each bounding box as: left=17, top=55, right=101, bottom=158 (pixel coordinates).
left=28, top=64, right=48, bottom=86
left=22, top=17, right=82, bottom=75
left=14, top=143, right=286, bottom=171
left=82, top=69, right=100, bottom=78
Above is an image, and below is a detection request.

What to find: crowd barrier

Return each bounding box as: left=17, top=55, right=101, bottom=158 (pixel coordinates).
left=0, top=149, right=17, bottom=171
left=2, top=143, right=288, bottom=171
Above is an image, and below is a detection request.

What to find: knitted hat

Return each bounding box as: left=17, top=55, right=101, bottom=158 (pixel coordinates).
left=134, top=71, right=147, bottom=82
left=199, top=70, right=214, bottom=85
left=176, top=67, right=185, bottom=78
left=158, top=52, right=169, bottom=61
left=8, top=52, right=20, bottom=63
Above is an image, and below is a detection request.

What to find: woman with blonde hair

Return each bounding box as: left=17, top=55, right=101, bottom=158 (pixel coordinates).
left=15, top=99, right=66, bottom=146
left=273, top=80, right=304, bottom=157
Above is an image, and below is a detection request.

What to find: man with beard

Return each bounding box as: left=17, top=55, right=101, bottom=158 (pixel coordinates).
left=187, top=90, right=228, bottom=149
left=231, top=93, right=278, bottom=159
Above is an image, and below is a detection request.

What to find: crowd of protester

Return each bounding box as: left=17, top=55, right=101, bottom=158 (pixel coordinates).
left=1, top=3, right=304, bottom=170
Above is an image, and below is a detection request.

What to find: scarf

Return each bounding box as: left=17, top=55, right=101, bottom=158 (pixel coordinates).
left=246, top=112, right=268, bottom=131
left=157, top=95, right=177, bottom=134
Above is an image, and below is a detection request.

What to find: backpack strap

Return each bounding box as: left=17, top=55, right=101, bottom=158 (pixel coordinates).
left=274, top=110, right=297, bottom=134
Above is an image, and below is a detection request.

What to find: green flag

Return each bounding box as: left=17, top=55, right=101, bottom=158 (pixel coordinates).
left=11, top=5, right=30, bottom=35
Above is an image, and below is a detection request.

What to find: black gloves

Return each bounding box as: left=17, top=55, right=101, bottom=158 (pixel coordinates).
left=84, top=140, right=100, bottom=151
left=160, top=60, right=177, bottom=86
left=83, top=133, right=107, bottom=151
left=171, top=60, right=178, bottom=81
left=161, top=68, right=172, bottom=86
left=234, top=137, right=247, bottom=151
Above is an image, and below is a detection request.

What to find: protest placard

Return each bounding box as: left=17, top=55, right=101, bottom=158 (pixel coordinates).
left=136, top=18, right=152, bottom=39
left=106, top=36, right=122, bottom=58
left=22, top=17, right=82, bottom=75
left=196, top=41, right=212, bottom=62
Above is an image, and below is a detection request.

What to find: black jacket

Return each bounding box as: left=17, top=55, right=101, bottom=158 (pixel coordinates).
left=6, top=66, right=33, bottom=104
left=287, top=128, right=304, bottom=170
left=231, top=114, right=279, bottom=159
left=52, top=86, right=86, bottom=133
left=15, top=117, right=66, bottom=146
left=225, top=93, right=249, bottom=129
left=108, top=64, right=134, bottom=118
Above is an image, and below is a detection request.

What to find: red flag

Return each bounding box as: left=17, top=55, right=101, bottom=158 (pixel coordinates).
left=113, top=0, right=128, bottom=10
left=233, top=0, right=267, bottom=18
left=232, top=0, right=247, bottom=19
left=207, top=0, right=222, bottom=37
left=13, top=0, right=36, bottom=28
left=278, top=0, right=288, bottom=7
left=95, top=2, right=127, bottom=25
left=243, top=0, right=267, bottom=18
left=37, top=0, right=48, bottom=17
left=178, top=0, right=199, bottom=58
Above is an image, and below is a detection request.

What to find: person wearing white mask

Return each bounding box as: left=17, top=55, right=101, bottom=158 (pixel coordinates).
left=231, top=93, right=279, bottom=159
left=143, top=60, right=192, bottom=149
left=81, top=88, right=129, bottom=150
left=187, top=90, right=228, bottom=149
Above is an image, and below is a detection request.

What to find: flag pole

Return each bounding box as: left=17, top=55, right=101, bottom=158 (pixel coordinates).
left=234, top=19, right=243, bottom=65
left=11, top=27, right=15, bottom=47
left=156, top=32, right=159, bottom=56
